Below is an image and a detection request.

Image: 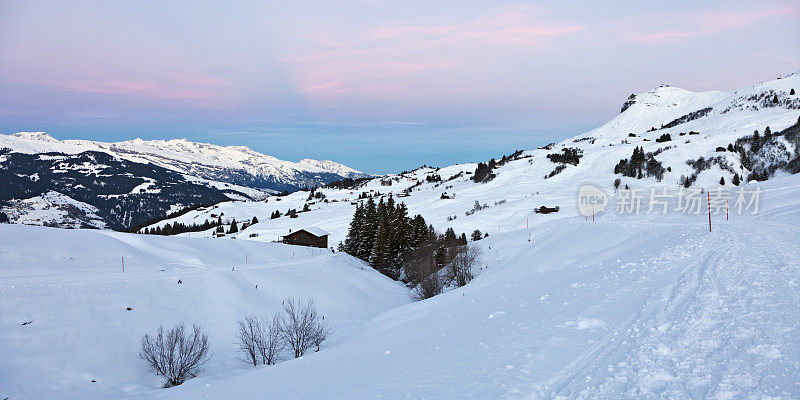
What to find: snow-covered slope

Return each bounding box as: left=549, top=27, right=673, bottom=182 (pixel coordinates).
left=0, top=226, right=408, bottom=399
left=0, top=191, right=106, bottom=229
left=143, top=72, right=800, bottom=245
left=0, top=133, right=369, bottom=192
left=5, top=174, right=796, bottom=399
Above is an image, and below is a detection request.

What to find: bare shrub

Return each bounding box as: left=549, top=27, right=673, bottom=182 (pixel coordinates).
left=278, top=298, right=331, bottom=358
left=236, top=314, right=284, bottom=366
left=411, top=255, right=444, bottom=301
left=256, top=314, right=283, bottom=365
left=448, top=245, right=481, bottom=287
left=236, top=314, right=261, bottom=366
left=139, top=323, right=211, bottom=387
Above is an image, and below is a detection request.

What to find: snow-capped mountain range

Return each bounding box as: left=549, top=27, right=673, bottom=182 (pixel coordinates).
left=0, top=133, right=369, bottom=192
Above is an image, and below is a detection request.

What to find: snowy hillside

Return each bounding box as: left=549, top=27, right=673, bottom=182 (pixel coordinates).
left=141, top=72, right=800, bottom=245
left=3, top=174, right=798, bottom=399
left=151, top=174, right=800, bottom=400
left=0, top=226, right=408, bottom=399
left=0, top=133, right=370, bottom=192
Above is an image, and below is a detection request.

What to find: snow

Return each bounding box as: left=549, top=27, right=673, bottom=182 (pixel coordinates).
left=145, top=174, right=799, bottom=400
left=0, top=134, right=368, bottom=189
left=299, top=226, right=329, bottom=237
left=1, top=191, right=106, bottom=229
left=0, top=225, right=408, bottom=399
left=2, top=73, right=800, bottom=399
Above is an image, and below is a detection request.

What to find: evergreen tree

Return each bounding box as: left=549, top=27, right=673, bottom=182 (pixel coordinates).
left=434, top=246, right=446, bottom=267
left=720, top=176, right=725, bottom=185
left=732, top=173, right=740, bottom=186
left=228, top=219, right=238, bottom=234
left=251, top=216, right=259, bottom=225
left=358, top=199, right=378, bottom=260
left=444, top=227, right=457, bottom=244
left=369, top=216, right=391, bottom=273
left=471, top=230, right=483, bottom=241
left=343, top=204, right=364, bottom=254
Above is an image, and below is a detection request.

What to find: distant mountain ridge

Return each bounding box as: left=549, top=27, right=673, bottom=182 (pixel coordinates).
left=0, top=133, right=370, bottom=192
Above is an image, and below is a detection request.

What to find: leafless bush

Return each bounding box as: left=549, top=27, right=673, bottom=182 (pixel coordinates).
left=448, top=245, right=481, bottom=287
left=236, top=314, right=284, bottom=366
left=257, top=314, right=283, bottom=365
left=236, top=314, right=261, bottom=366
left=278, top=298, right=331, bottom=358
left=139, top=323, right=211, bottom=387
left=411, top=256, right=444, bottom=300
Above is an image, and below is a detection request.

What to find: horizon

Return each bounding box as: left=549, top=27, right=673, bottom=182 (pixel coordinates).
left=1, top=1, right=799, bottom=174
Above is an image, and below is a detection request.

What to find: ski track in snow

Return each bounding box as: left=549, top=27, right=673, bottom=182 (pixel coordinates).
left=525, top=221, right=800, bottom=399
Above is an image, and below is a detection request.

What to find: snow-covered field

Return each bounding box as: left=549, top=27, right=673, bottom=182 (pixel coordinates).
left=2, top=175, right=800, bottom=399
left=0, top=227, right=408, bottom=399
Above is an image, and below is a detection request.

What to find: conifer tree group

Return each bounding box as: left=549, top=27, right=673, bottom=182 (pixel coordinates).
left=140, top=218, right=223, bottom=236
left=341, top=197, right=436, bottom=279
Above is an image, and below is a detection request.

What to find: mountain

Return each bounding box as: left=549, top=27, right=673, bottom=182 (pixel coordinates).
left=0, top=150, right=236, bottom=230
left=0, top=134, right=370, bottom=230
left=143, top=71, right=800, bottom=244
left=0, top=133, right=369, bottom=192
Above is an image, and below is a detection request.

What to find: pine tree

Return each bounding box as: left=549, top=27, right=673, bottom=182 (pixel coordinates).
left=251, top=216, right=259, bottom=225
left=732, top=173, right=740, bottom=186
left=228, top=219, right=238, bottom=234
left=434, top=246, right=446, bottom=267
left=390, top=202, right=412, bottom=258
left=358, top=199, right=378, bottom=260
left=343, top=204, right=364, bottom=255
left=369, top=216, right=391, bottom=273
left=719, top=176, right=725, bottom=185
left=471, top=230, right=483, bottom=241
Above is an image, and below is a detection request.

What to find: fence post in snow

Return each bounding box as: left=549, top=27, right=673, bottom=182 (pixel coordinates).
left=707, top=190, right=712, bottom=232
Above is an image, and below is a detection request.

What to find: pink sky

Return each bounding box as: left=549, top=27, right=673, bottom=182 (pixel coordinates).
left=0, top=0, right=798, bottom=172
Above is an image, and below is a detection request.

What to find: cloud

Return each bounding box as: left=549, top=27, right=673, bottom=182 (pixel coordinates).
left=373, top=4, right=583, bottom=47
left=634, top=5, right=797, bottom=43
left=28, top=72, right=232, bottom=106
left=286, top=3, right=583, bottom=99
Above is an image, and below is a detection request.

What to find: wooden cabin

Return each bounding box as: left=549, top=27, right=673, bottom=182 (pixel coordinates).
left=282, top=228, right=329, bottom=248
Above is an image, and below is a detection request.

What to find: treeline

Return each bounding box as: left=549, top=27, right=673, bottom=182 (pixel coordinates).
left=142, top=216, right=260, bottom=236
left=471, top=149, right=526, bottom=184
left=339, top=196, right=473, bottom=289
left=546, top=147, right=583, bottom=165
left=322, top=177, right=371, bottom=190
left=731, top=118, right=800, bottom=181
left=128, top=202, right=217, bottom=233
left=141, top=218, right=222, bottom=235
left=614, top=146, right=666, bottom=181
left=340, top=197, right=435, bottom=279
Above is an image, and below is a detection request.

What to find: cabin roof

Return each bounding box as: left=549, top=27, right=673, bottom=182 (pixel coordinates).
left=294, top=227, right=329, bottom=237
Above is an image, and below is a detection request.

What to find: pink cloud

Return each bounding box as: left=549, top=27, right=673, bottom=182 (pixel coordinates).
left=636, top=5, right=797, bottom=43
left=30, top=72, right=230, bottom=104
left=374, top=4, right=583, bottom=47
left=287, top=4, right=582, bottom=99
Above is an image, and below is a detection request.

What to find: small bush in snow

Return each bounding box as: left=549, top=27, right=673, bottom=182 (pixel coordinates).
left=236, top=314, right=283, bottom=366
left=139, top=323, right=211, bottom=387
left=448, top=245, right=481, bottom=287
left=278, top=298, right=331, bottom=358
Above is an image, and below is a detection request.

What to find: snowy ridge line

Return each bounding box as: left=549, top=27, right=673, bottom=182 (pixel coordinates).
left=0, top=132, right=369, bottom=192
